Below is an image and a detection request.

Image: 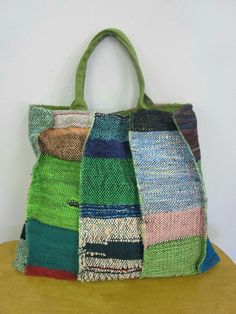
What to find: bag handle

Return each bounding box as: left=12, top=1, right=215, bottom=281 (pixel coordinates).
left=70, top=28, right=154, bottom=110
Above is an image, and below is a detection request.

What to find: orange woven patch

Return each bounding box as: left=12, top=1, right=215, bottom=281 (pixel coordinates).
left=39, top=127, right=89, bottom=160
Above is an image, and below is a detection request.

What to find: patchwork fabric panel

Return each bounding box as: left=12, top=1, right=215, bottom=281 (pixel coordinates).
left=53, top=110, right=92, bottom=128
left=25, top=220, right=78, bottom=280
left=39, top=127, right=90, bottom=160
left=174, top=104, right=201, bottom=161
left=81, top=158, right=139, bottom=205
left=129, top=131, right=205, bottom=213
left=78, top=113, right=143, bottom=281
left=129, top=108, right=208, bottom=277
left=130, top=109, right=177, bottom=131
left=141, top=237, right=205, bottom=277
left=20, top=108, right=94, bottom=280
left=144, top=208, right=206, bottom=246
left=13, top=104, right=220, bottom=282
left=28, top=106, right=53, bottom=157
left=26, top=154, right=81, bottom=231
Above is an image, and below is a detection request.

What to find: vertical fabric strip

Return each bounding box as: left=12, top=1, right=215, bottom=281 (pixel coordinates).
left=129, top=131, right=205, bottom=213
left=78, top=113, right=142, bottom=281
left=129, top=125, right=206, bottom=277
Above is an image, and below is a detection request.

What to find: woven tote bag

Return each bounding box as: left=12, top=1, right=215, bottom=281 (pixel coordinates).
left=13, top=28, right=220, bottom=282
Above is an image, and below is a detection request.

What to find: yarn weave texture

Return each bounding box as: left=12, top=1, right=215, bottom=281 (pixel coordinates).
left=13, top=104, right=220, bottom=282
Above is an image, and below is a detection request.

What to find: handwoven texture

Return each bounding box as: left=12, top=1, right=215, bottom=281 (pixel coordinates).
left=89, top=113, right=130, bottom=141
left=25, top=219, right=78, bottom=279
left=53, top=110, right=93, bottom=128
left=12, top=239, right=28, bottom=273
left=39, top=127, right=89, bottom=160
left=26, top=154, right=81, bottom=231
left=141, top=236, right=205, bottom=277
left=129, top=107, right=208, bottom=277
left=130, top=109, right=178, bottom=131
left=174, top=104, right=201, bottom=161
left=13, top=103, right=220, bottom=282
left=143, top=208, right=205, bottom=247
left=29, top=105, right=53, bottom=157
left=80, top=157, right=139, bottom=205
left=129, top=131, right=205, bottom=213
left=78, top=113, right=142, bottom=281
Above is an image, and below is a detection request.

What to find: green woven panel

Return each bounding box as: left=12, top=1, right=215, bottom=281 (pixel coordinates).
left=26, top=154, right=81, bottom=231
left=80, top=157, right=139, bottom=205
left=12, top=239, right=28, bottom=273
left=141, top=236, right=205, bottom=278
left=27, top=219, right=78, bottom=274
left=28, top=105, right=53, bottom=157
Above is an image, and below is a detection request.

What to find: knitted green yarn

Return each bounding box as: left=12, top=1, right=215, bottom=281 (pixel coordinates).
left=80, top=157, right=139, bottom=205
left=141, top=236, right=205, bottom=278
left=26, top=154, right=81, bottom=231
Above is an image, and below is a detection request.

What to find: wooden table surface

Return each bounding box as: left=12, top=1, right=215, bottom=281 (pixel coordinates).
left=0, top=240, right=235, bottom=314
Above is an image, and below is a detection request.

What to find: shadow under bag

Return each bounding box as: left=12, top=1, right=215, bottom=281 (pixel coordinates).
left=13, top=28, right=220, bottom=282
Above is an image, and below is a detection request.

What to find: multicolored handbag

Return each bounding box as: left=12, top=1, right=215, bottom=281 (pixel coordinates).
left=13, top=28, right=220, bottom=282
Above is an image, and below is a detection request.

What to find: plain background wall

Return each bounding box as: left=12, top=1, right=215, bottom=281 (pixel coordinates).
left=0, top=0, right=235, bottom=262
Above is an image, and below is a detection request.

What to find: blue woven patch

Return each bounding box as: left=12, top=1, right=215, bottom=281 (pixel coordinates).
left=129, top=131, right=205, bottom=213
left=80, top=204, right=141, bottom=218
left=84, top=139, right=132, bottom=159
left=199, top=238, right=220, bottom=273
left=89, top=113, right=130, bottom=142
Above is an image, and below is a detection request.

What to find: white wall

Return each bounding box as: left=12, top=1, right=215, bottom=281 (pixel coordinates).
left=0, top=0, right=235, bottom=262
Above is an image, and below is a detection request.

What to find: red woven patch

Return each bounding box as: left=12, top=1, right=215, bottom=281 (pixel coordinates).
left=25, top=265, right=76, bottom=280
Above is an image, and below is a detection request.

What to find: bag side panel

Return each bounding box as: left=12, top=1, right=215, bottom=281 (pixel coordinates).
left=173, top=105, right=220, bottom=271
left=18, top=110, right=93, bottom=280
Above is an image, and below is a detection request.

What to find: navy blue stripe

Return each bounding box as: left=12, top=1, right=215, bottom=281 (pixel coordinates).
left=80, top=204, right=141, bottom=218
left=85, top=241, right=143, bottom=260
left=84, top=139, right=132, bottom=159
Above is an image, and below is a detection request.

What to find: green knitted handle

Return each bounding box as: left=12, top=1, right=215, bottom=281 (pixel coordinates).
left=71, top=28, right=154, bottom=110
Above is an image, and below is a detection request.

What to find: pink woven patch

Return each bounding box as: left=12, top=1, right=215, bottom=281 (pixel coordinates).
left=144, top=208, right=205, bottom=247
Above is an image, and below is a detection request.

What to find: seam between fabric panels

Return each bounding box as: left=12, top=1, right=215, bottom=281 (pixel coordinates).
left=78, top=112, right=96, bottom=282
left=128, top=130, right=145, bottom=280
left=172, top=111, right=208, bottom=272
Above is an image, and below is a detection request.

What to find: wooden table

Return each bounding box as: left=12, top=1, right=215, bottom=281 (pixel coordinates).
left=0, top=241, right=235, bottom=313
